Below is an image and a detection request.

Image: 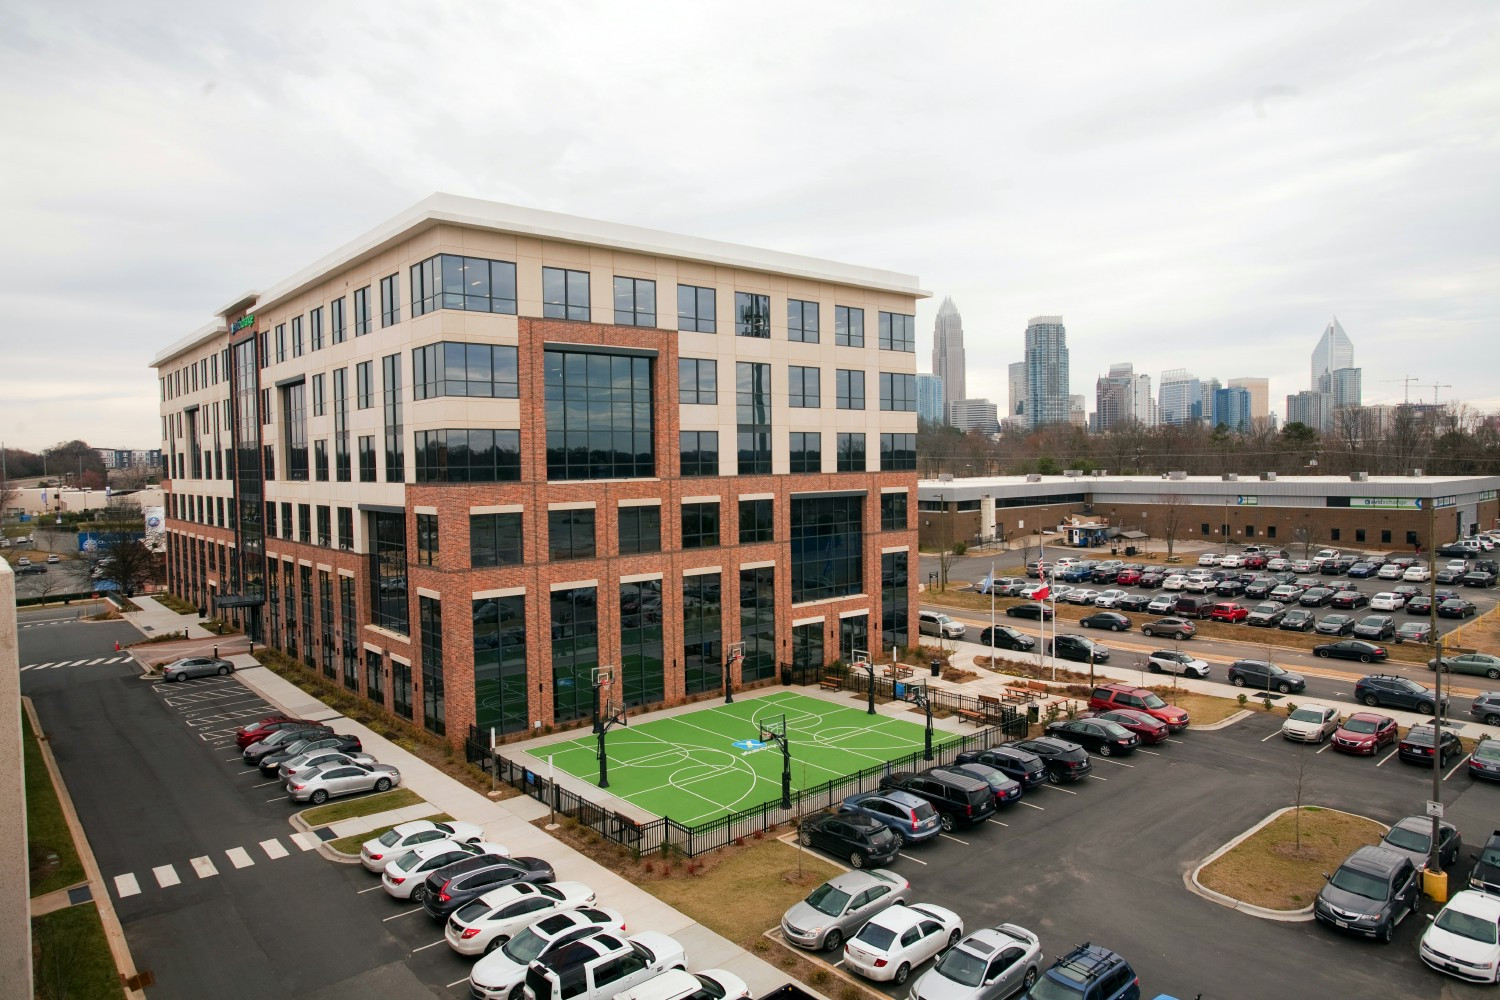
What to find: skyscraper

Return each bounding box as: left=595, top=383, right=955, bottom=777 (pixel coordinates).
left=1228, top=377, right=1270, bottom=422
left=1068, top=394, right=1087, bottom=428
left=1311, top=317, right=1354, bottom=391
left=931, top=297, right=965, bottom=424
left=1199, top=378, right=1221, bottom=423
left=1095, top=363, right=1158, bottom=430
left=1008, top=361, right=1028, bottom=420
left=1158, top=368, right=1203, bottom=426
left=916, top=373, right=944, bottom=425
left=1212, top=387, right=1251, bottom=431
left=1024, top=315, right=1070, bottom=427
left=1327, top=367, right=1362, bottom=411
left=1286, top=390, right=1328, bottom=430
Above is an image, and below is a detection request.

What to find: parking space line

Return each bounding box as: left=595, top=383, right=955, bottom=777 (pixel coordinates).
left=1097, top=757, right=1134, bottom=767
left=898, top=853, right=928, bottom=865
left=1376, top=748, right=1400, bottom=767
left=252, top=780, right=281, bottom=788
left=1089, top=774, right=1108, bottom=781
left=153, top=864, right=181, bottom=888
left=1047, top=785, right=1078, bottom=795
left=1316, top=742, right=1334, bottom=754
left=1019, top=801, right=1045, bottom=810
left=357, top=885, right=385, bottom=894
left=291, top=832, right=320, bottom=851
left=266, top=795, right=288, bottom=802
left=938, top=833, right=969, bottom=845
left=237, top=769, right=260, bottom=774
left=225, top=757, right=243, bottom=762
left=447, top=978, right=471, bottom=989
left=113, top=873, right=140, bottom=898
left=383, top=906, right=424, bottom=922
left=1166, top=738, right=1185, bottom=744
left=191, top=856, right=218, bottom=879
left=988, top=819, right=1008, bottom=827
left=1446, top=755, right=1471, bottom=781
left=412, top=939, right=447, bottom=953
left=261, top=838, right=289, bottom=859
left=1260, top=731, right=1279, bottom=742
left=1137, top=749, right=1161, bottom=756
left=226, top=847, right=254, bottom=869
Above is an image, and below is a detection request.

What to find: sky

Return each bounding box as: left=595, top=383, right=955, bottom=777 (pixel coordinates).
left=1, top=1, right=1496, bottom=451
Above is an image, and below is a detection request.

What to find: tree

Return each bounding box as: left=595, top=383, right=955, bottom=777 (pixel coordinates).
left=1155, top=493, right=1189, bottom=559
left=1290, top=740, right=1312, bottom=854
left=97, top=537, right=158, bottom=597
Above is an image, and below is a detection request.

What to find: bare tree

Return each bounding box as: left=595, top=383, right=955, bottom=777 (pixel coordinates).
left=1155, top=493, right=1189, bottom=560
left=1290, top=744, right=1312, bottom=854
left=97, top=537, right=158, bottom=596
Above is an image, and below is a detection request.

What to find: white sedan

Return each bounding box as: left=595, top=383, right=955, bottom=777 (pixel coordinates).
left=1184, top=576, right=1216, bottom=593
left=1197, top=553, right=1222, bottom=566
left=382, top=839, right=509, bottom=901
left=1162, top=575, right=1188, bottom=591
left=1370, top=592, right=1405, bottom=611
left=359, top=819, right=486, bottom=872
left=843, top=903, right=963, bottom=984
left=1281, top=705, right=1340, bottom=743
left=1220, top=554, right=1244, bottom=568
left=1093, top=590, right=1128, bottom=608
left=1403, top=565, right=1431, bottom=582
left=445, top=881, right=597, bottom=956
left=617, top=970, right=751, bottom=1000
left=1377, top=563, right=1404, bottom=579
left=1421, top=890, right=1500, bottom=983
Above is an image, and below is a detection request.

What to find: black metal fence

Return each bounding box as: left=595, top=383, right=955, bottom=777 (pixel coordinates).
left=466, top=680, right=1027, bottom=858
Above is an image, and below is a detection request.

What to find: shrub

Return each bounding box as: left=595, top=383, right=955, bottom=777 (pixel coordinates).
left=808, top=969, right=832, bottom=986
left=1237, top=693, right=1248, bottom=708
left=839, top=985, right=862, bottom=1000
left=1261, top=695, right=1273, bottom=711
left=1285, top=701, right=1299, bottom=716
left=751, top=939, right=771, bottom=953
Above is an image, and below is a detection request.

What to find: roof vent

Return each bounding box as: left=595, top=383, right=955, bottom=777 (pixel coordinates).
left=1350, top=471, right=1369, bottom=482
left=1063, top=469, right=1083, bottom=478
left=1260, top=471, right=1277, bottom=481
left=1168, top=471, right=1188, bottom=481
left=1090, top=469, right=1107, bottom=477
left=938, top=473, right=953, bottom=483
left=1221, top=473, right=1238, bottom=481
left=1025, top=473, right=1042, bottom=483
left=1409, top=468, right=1424, bottom=477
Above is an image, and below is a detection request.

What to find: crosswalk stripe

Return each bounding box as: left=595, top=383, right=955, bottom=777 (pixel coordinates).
left=290, top=832, right=320, bottom=852
left=114, top=873, right=141, bottom=898
left=226, top=847, right=254, bottom=869
left=191, top=856, right=218, bottom=879
left=86, top=657, right=106, bottom=665
left=260, top=838, right=289, bottom=860
left=153, top=864, right=181, bottom=888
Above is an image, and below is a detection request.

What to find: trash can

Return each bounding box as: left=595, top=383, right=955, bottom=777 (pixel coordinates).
left=1125, top=546, right=1137, bottom=556
left=1424, top=867, right=1449, bottom=903
left=1027, top=704, right=1040, bottom=724
left=930, top=659, right=942, bottom=678
left=780, top=664, right=792, bottom=686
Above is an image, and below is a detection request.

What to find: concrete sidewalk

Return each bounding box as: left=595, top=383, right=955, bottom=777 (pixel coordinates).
left=121, top=594, right=215, bottom=639
left=229, top=660, right=805, bottom=997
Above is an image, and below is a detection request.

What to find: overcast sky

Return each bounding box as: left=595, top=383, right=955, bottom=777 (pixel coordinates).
left=2, top=1, right=1496, bottom=451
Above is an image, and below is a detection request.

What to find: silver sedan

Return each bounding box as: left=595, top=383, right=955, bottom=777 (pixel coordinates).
left=161, top=656, right=234, bottom=681
left=277, top=749, right=377, bottom=782
left=286, top=761, right=401, bottom=804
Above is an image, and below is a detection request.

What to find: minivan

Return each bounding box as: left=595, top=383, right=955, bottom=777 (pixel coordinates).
left=1172, top=594, right=1216, bottom=619
left=878, top=768, right=996, bottom=831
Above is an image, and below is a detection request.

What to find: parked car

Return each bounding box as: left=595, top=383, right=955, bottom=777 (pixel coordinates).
left=1347, top=562, right=1378, bottom=579
left=359, top=819, right=486, bottom=871
left=1064, top=589, right=1101, bottom=606
left=1214, top=578, right=1247, bottom=597
left=1090, top=561, right=1124, bottom=583
left=278, top=748, right=376, bottom=782
left=1005, top=737, right=1092, bottom=784
left=1404, top=595, right=1434, bottom=615
left=381, top=839, right=509, bottom=902
left=1145, top=649, right=1209, bottom=678
left=1161, top=574, right=1188, bottom=591
left=1079, top=611, right=1131, bottom=632
left=919, top=611, right=967, bottom=641
left=287, top=760, right=402, bottom=804
left=1027, top=943, right=1140, bottom=1000
left=1088, top=684, right=1189, bottom=730
left=1115, top=568, right=1143, bottom=586
left=1470, top=832, right=1500, bottom=896
left=1381, top=815, right=1462, bottom=870
left=258, top=733, right=364, bottom=776
left=843, top=903, right=963, bottom=985
left=1435, top=566, right=1468, bottom=585
left=234, top=716, right=318, bottom=750
left=243, top=725, right=333, bottom=765
left=1208, top=602, right=1247, bottom=623
left=1314, top=639, right=1388, bottom=663
left=1266, top=558, right=1292, bottom=572
left=1227, top=659, right=1306, bottom=693
left=978, top=625, right=1036, bottom=652
left=946, top=762, right=1023, bottom=808
left=878, top=768, right=997, bottom=831
left=798, top=813, right=900, bottom=868
left=1139, top=617, right=1195, bottom=639
left=160, top=656, right=234, bottom=681
left=615, top=970, right=750, bottom=1000
left=1047, top=634, right=1110, bottom=664
left=1278, top=608, right=1316, bottom=632
left=953, top=746, right=1049, bottom=789
left=1219, top=554, right=1244, bottom=569
left=1394, top=584, right=1424, bottom=602
left=1269, top=584, right=1301, bottom=603
left=1329, top=589, right=1369, bottom=610
left=1145, top=594, right=1177, bottom=614
left=1377, top=562, right=1405, bottom=580
left=1330, top=712, right=1398, bottom=755
left=1280, top=704, right=1340, bottom=743
left=1197, top=553, right=1221, bottom=567
left=838, top=790, right=942, bottom=847
left=909, top=923, right=1042, bottom=1000
left=443, top=880, right=601, bottom=956
left=1463, top=570, right=1498, bottom=588
left=1115, top=594, right=1152, bottom=613
left=1429, top=652, right=1500, bottom=680
left=1469, top=737, right=1500, bottom=782
left=1244, top=577, right=1277, bottom=599
left=1172, top=595, right=1216, bottom=619
left=1473, top=692, right=1500, bottom=726
left=1394, top=621, right=1433, bottom=644
left=1369, top=592, right=1405, bottom=611
left=1137, top=569, right=1167, bottom=588
left=520, top=930, right=687, bottom=1000
left=422, top=855, right=557, bottom=921
left=1314, top=614, right=1356, bottom=636
left=1245, top=601, right=1286, bottom=626
left=1006, top=604, right=1053, bottom=621
left=780, top=869, right=910, bottom=952
left=1315, top=845, right=1421, bottom=943
left=1045, top=718, right=1139, bottom=756
left=1420, top=891, right=1500, bottom=984
left=1355, top=674, right=1445, bottom=715
left=1351, top=615, right=1396, bottom=641
left=1092, top=590, right=1129, bottom=608
left=1439, top=598, right=1479, bottom=619
left=1299, top=587, right=1335, bottom=607
left=467, top=908, right=631, bottom=999
left=1403, top=565, right=1432, bottom=582
left=1398, top=725, right=1463, bottom=766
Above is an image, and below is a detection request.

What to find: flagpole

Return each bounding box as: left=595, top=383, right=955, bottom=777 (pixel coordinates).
left=989, top=559, right=996, bottom=662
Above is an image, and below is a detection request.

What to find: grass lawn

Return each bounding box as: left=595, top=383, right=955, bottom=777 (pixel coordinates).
left=298, top=787, right=424, bottom=826
left=1148, top=689, right=1247, bottom=726
left=328, top=813, right=451, bottom=855
left=24, top=709, right=86, bottom=897
left=1197, top=807, right=1386, bottom=910
left=32, top=903, right=125, bottom=1000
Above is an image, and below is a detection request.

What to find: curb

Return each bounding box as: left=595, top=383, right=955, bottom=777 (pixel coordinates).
left=22, top=697, right=147, bottom=999
left=288, top=810, right=361, bottom=865
left=1185, top=805, right=1389, bottom=923
left=1188, top=709, right=1254, bottom=731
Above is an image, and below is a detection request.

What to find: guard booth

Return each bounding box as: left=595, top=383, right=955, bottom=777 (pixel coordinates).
left=1060, top=519, right=1111, bottom=548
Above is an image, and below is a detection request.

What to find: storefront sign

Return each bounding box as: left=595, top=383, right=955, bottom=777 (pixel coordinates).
left=1235, top=496, right=1258, bottom=506
left=231, top=313, right=256, bottom=333
left=1349, top=497, right=1422, bottom=510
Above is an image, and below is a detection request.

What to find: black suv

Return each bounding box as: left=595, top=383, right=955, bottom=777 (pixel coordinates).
left=954, top=745, right=1048, bottom=788
left=878, top=767, right=996, bottom=831
left=1227, top=659, right=1306, bottom=693
left=1354, top=673, right=1446, bottom=715
left=1006, top=737, right=1093, bottom=784
left=1028, top=942, right=1140, bottom=999
left=420, top=855, right=555, bottom=920
left=1047, top=634, right=1111, bottom=663
left=1470, top=831, right=1500, bottom=897
left=1315, top=845, right=1420, bottom=943
left=978, top=625, right=1036, bottom=652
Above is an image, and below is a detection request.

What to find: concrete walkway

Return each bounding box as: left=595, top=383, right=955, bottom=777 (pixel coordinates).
left=228, top=659, right=803, bottom=997
left=121, top=594, right=215, bottom=639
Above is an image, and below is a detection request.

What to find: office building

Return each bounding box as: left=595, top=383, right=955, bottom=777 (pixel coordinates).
left=1325, top=367, right=1363, bottom=411
left=1311, top=317, right=1354, bottom=391
left=150, top=194, right=924, bottom=746
left=1068, top=394, right=1087, bottom=428
left=931, top=297, right=965, bottom=423
left=950, top=399, right=1000, bottom=435
left=1158, top=369, right=1203, bottom=426
left=1008, top=361, right=1027, bottom=420
left=1212, top=386, right=1251, bottom=432
left=1095, top=363, right=1155, bottom=430
left=1227, top=377, right=1269, bottom=422
left=916, top=373, right=944, bottom=425
left=1286, top=390, right=1328, bottom=430
left=1023, top=316, right=1070, bottom=427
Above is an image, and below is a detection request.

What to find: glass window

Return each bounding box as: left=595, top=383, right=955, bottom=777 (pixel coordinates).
left=543, top=350, right=655, bottom=480
left=291, top=316, right=304, bottom=357
left=880, top=372, right=917, bottom=411
left=619, top=581, right=664, bottom=708
left=353, top=286, right=371, bottom=336
left=281, top=382, right=308, bottom=481
left=618, top=506, right=661, bottom=555
left=682, top=573, right=722, bottom=695
left=416, top=513, right=438, bottom=566
left=678, top=358, right=717, bottom=405
left=677, top=284, right=716, bottom=333
left=548, top=508, right=596, bottom=561
left=881, top=433, right=916, bottom=471
left=298, top=503, right=311, bottom=543
left=734, top=292, right=770, bottom=338
left=392, top=659, right=412, bottom=719
left=314, top=440, right=329, bottom=482
left=274, top=324, right=286, bottom=363
left=791, top=496, right=864, bottom=603
left=358, top=435, right=376, bottom=482
left=369, top=511, right=409, bottom=635
left=337, top=506, right=353, bottom=549
left=542, top=267, right=590, bottom=321
left=739, top=499, right=773, bottom=544
left=882, top=551, right=909, bottom=649
left=419, top=596, right=445, bottom=736
left=550, top=586, right=598, bottom=723
left=356, top=361, right=373, bottom=409
left=788, top=299, right=819, bottom=343
left=333, top=368, right=350, bottom=481
left=788, top=366, right=820, bottom=408
left=836, top=369, right=865, bottom=410
left=471, top=512, right=523, bottom=567
left=379, top=273, right=401, bottom=327
left=790, top=431, right=822, bottom=473
left=613, top=276, right=656, bottom=326
left=878, top=311, right=915, bottom=352
left=413, top=343, right=519, bottom=400
left=835, top=306, right=864, bottom=347
left=309, top=306, right=324, bottom=351
left=412, top=254, right=517, bottom=317
left=792, top=621, right=825, bottom=673
left=736, top=362, right=771, bottom=474
left=739, top=567, right=775, bottom=682
left=837, top=432, right=866, bottom=472
left=382, top=354, right=403, bottom=482
left=474, top=595, right=527, bottom=735
left=330, top=297, right=346, bottom=344
left=680, top=431, right=718, bottom=477
left=311, top=373, right=326, bottom=416
left=881, top=493, right=908, bottom=530
left=414, top=429, right=521, bottom=483
left=681, top=502, right=719, bottom=549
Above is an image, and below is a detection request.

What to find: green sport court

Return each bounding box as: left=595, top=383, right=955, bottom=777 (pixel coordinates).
left=532, top=690, right=959, bottom=825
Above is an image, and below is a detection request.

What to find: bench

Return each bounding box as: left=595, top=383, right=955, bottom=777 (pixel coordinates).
left=819, top=676, right=842, bottom=691
left=1001, top=687, right=1035, bottom=705
left=956, top=707, right=987, bottom=725
left=884, top=664, right=914, bottom=680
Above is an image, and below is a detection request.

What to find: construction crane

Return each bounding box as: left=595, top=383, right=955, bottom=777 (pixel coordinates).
left=1383, top=376, right=1421, bottom=404
left=1429, top=382, right=1454, bottom=406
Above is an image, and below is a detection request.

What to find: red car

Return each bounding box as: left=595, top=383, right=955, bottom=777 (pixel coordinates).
left=1115, top=568, right=1142, bottom=586
left=1329, top=712, right=1398, bottom=755
left=1088, top=683, right=1190, bottom=731
left=1084, top=708, right=1169, bottom=745
left=235, top=716, right=318, bottom=749
left=1243, top=554, right=1267, bottom=569
left=1209, top=602, right=1248, bottom=623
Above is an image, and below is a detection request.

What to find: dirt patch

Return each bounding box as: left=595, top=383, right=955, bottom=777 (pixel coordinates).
left=1197, top=807, right=1385, bottom=910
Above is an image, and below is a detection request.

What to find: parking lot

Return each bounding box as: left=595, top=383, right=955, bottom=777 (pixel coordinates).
left=784, top=710, right=1498, bottom=998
